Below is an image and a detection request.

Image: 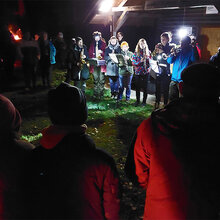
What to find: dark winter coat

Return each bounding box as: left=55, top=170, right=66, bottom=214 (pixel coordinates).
left=125, top=98, right=220, bottom=219
left=24, top=125, right=120, bottom=220
left=0, top=94, right=34, bottom=220
left=104, top=42, right=121, bottom=77
left=0, top=137, right=34, bottom=220
left=209, top=50, right=220, bottom=69
left=66, top=44, right=89, bottom=80
left=18, top=40, right=40, bottom=66
left=152, top=43, right=175, bottom=75
left=39, top=40, right=56, bottom=66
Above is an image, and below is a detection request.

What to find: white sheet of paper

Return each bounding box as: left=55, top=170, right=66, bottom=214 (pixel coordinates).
left=149, top=58, right=159, bottom=73
left=109, top=53, right=119, bottom=64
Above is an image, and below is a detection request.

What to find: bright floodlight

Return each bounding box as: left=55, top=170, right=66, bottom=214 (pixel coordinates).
left=178, top=28, right=188, bottom=39
left=99, top=0, right=113, bottom=12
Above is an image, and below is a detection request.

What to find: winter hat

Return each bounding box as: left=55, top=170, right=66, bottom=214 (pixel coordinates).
left=0, top=94, right=21, bottom=134
left=181, top=63, right=220, bottom=101
left=48, top=82, right=88, bottom=126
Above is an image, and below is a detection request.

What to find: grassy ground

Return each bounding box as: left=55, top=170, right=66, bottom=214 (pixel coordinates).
left=7, top=68, right=153, bottom=219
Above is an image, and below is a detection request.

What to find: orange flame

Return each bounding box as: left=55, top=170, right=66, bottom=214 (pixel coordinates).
left=8, top=24, right=22, bottom=41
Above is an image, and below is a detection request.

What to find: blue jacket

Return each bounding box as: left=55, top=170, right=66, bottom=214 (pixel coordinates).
left=49, top=41, right=56, bottom=65
left=167, top=47, right=198, bottom=82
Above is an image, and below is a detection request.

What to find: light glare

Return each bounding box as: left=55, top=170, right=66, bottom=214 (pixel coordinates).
left=178, top=28, right=188, bottom=39
left=99, top=0, right=113, bottom=12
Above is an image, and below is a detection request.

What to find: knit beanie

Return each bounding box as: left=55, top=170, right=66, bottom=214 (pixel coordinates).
left=48, top=82, right=88, bottom=126
left=181, top=63, right=220, bottom=101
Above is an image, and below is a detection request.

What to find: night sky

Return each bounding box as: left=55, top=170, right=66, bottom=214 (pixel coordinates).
left=0, top=0, right=110, bottom=44
left=0, top=0, right=157, bottom=50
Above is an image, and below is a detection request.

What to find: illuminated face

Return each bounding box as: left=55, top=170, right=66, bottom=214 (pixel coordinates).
left=110, top=38, right=117, bottom=46
left=161, top=36, right=169, bottom=46
left=77, top=39, right=83, bottom=48
left=139, top=41, right=146, bottom=49
left=95, top=35, right=100, bottom=42
left=121, top=45, right=129, bottom=52
left=34, top=34, right=40, bottom=41
left=117, top=33, right=123, bottom=41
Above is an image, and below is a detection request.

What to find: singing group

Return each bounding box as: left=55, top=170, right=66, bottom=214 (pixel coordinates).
left=66, top=31, right=200, bottom=108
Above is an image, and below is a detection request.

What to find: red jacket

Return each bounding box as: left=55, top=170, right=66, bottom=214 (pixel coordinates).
left=133, top=118, right=188, bottom=219
left=89, top=39, right=106, bottom=73
left=126, top=98, right=220, bottom=219
left=24, top=125, right=120, bottom=220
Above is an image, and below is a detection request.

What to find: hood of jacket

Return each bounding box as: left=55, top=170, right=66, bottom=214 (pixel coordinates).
left=40, top=124, right=87, bottom=149
left=151, top=98, right=220, bottom=136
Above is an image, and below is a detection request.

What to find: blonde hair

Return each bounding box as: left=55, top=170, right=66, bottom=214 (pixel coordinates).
left=121, top=41, right=129, bottom=48
left=135, top=38, right=150, bottom=57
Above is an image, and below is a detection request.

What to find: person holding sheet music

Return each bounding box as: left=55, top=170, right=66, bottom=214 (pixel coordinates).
left=117, top=41, right=134, bottom=102
left=104, top=36, right=121, bottom=99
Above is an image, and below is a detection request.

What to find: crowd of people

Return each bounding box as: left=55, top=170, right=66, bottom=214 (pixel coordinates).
left=0, top=29, right=210, bottom=108
left=0, top=28, right=220, bottom=219
left=0, top=62, right=219, bottom=219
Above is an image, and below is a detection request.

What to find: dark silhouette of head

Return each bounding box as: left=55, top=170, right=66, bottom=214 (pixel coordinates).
left=48, top=82, right=88, bottom=126
left=181, top=63, right=220, bottom=102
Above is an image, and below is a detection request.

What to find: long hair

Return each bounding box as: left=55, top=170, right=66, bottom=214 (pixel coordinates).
left=135, top=38, right=150, bottom=57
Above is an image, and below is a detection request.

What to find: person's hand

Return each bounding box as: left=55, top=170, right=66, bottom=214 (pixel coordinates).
left=77, top=62, right=80, bottom=66
left=125, top=55, right=130, bottom=61
left=140, top=57, right=145, bottom=62
left=98, top=50, right=103, bottom=54
left=158, top=49, right=164, bottom=54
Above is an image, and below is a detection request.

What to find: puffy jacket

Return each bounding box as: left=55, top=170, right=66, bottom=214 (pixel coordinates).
left=24, top=125, right=120, bottom=220
left=104, top=42, right=121, bottom=77
left=125, top=98, right=220, bottom=219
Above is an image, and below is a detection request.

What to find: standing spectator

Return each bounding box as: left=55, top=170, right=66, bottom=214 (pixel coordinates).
left=132, top=38, right=151, bottom=107
left=0, top=94, right=34, bottom=219
left=152, top=32, right=175, bottom=109
left=190, top=35, right=201, bottom=60
left=125, top=63, right=220, bottom=220
left=18, top=32, right=40, bottom=90
left=66, top=37, right=89, bottom=93
left=209, top=47, right=220, bottom=69
left=89, top=31, right=106, bottom=100
left=105, top=36, right=121, bottom=98
left=39, top=32, right=56, bottom=87
left=23, top=82, right=120, bottom=219
left=167, top=35, right=199, bottom=102
left=118, top=41, right=134, bottom=101
left=34, top=33, right=40, bottom=41
left=54, top=32, right=67, bottom=69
